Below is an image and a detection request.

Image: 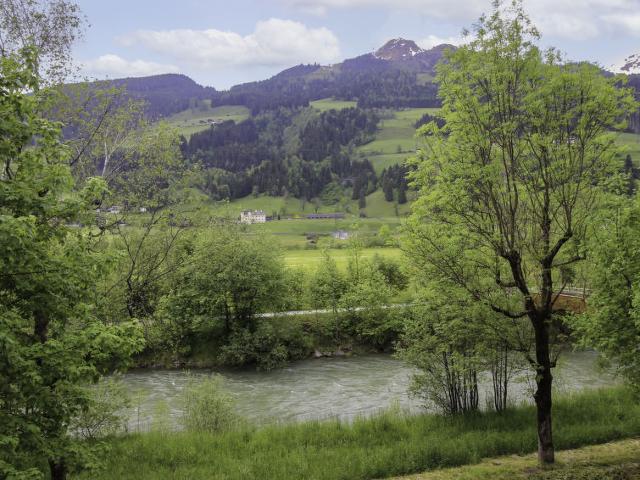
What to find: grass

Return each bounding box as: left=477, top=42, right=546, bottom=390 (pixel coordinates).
left=284, top=247, right=402, bottom=271
left=310, top=98, right=358, bottom=112
left=74, top=387, right=640, bottom=480
left=192, top=193, right=408, bottom=248
left=165, top=101, right=250, bottom=137
left=394, top=438, right=640, bottom=480
left=616, top=131, right=640, bottom=163
left=358, top=107, right=440, bottom=172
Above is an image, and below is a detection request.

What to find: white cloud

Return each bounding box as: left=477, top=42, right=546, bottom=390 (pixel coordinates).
left=286, top=0, right=640, bottom=40
left=287, top=0, right=484, bottom=19
left=81, top=54, right=179, bottom=78
left=117, top=18, right=341, bottom=69
left=602, top=13, right=640, bottom=36
left=417, top=34, right=466, bottom=49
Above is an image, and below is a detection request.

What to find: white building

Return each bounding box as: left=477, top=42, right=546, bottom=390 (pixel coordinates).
left=332, top=230, right=350, bottom=240
left=240, top=210, right=267, bottom=224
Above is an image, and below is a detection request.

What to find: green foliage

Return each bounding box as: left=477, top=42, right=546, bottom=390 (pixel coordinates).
left=72, top=378, right=131, bottom=441
left=0, top=49, right=144, bottom=478
left=181, top=375, right=241, bottom=433
left=340, top=264, right=400, bottom=349
left=571, top=196, right=640, bottom=389
left=156, top=226, right=293, bottom=366
left=309, top=251, right=348, bottom=314
left=218, top=322, right=311, bottom=371
left=371, top=253, right=408, bottom=289
left=405, top=0, right=637, bottom=461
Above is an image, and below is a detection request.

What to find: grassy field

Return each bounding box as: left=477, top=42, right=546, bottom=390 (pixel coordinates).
left=394, top=438, right=640, bottom=480
left=310, top=98, right=358, bottom=112
left=284, top=247, right=402, bottom=271
left=74, top=387, right=640, bottom=480
left=166, top=101, right=250, bottom=137
left=199, top=194, right=397, bottom=219
left=359, top=107, right=440, bottom=172
left=616, top=131, right=640, bottom=162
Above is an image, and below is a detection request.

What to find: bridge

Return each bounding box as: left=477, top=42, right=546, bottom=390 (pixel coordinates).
left=547, top=287, right=589, bottom=314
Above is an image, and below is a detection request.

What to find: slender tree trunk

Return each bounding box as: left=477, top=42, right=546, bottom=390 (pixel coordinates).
left=533, top=316, right=554, bottom=464
left=49, top=459, right=67, bottom=480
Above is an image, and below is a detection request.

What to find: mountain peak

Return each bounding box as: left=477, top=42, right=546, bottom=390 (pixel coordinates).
left=374, top=38, right=425, bottom=61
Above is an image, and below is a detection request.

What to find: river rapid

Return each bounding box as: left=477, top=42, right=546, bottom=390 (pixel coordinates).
left=119, top=350, right=617, bottom=431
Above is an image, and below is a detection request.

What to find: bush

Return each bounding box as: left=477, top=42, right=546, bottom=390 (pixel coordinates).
left=181, top=375, right=242, bottom=433
left=218, top=323, right=312, bottom=371
left=72, top=377, right=131, bottom=440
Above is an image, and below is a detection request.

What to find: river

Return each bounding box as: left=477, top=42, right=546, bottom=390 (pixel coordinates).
left=119, top=350, right=618, bottom=431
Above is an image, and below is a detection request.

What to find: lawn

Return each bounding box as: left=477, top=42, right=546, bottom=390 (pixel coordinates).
left=394, top=438, right=640, bottom=480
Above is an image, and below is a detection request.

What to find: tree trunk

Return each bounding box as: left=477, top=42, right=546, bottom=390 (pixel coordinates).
left=533, top=317, right=555, bottom=464
left=49, top=459, right=67, bottom=480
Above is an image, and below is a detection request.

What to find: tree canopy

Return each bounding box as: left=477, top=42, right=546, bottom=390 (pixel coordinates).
left=405, top=0, right=636, bottom=464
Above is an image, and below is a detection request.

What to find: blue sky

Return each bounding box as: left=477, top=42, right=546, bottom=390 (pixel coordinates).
left=74, top=0, right=640, bottom=89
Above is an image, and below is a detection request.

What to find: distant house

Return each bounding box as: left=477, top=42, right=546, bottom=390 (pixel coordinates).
left=306, top=213, right=345, bottom=220
left=240, top=210, right=267, bottom=224
left=332, top=230, right=350, bottom=240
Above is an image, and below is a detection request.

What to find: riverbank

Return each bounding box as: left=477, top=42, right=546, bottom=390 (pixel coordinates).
left=74, top=387, right=640, bottom=480
left=393, top=438, right=640, bottom=480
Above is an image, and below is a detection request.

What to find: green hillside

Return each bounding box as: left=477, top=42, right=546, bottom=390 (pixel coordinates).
left=166, top=100, right=250, bottom=137
left=616, top=131, right=640, bottom=162
left=310, top=98, right=357, bottom=112
left=359, top=107, right=440, bottom=172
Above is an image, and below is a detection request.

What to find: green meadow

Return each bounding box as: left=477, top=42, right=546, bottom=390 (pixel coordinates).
left=73, top=388, right=640, bottom=480
left=310, top=97, right=358, bottom=112
left=166, top=101, right=250, bottom=137
left=616, top=131, right=640, bottom=162
left=359, top=107, right=441, bottom=172
left=283, top=247, right=402, bottom=271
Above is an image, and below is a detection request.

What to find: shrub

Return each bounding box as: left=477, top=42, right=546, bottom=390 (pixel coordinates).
left=181, top=375, right=241, bottom=433
left=72, top=377, right=131, bottom=440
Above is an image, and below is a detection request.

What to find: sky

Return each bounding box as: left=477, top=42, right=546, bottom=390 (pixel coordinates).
left=73, top=0, right=640, bottom=89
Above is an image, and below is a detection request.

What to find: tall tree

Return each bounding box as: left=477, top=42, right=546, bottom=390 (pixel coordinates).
left=100, top=122, right=188, bottom=326
left=0, top=49, right=143, bottom=479
left=0, top=0, right=85, bottom=82
left=406, top=1, right=635, bottom=464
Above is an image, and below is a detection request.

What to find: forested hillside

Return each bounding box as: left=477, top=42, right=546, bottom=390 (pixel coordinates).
left=72, top=39, right=640, bottom=209
left=182, top=107, right=379, bottom=200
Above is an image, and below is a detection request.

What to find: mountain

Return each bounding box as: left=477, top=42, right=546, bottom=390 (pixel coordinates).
left=621, top=53, right=640, bottom=74
left=97, top=73, right=216, bottom=119
left=208, top=38, right=453, bottom=113
left=82, top=39, right=451, bottom=118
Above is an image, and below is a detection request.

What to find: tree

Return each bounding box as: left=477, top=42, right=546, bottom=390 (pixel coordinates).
left=572, top=196, right=640, bottom=389
left=623, top=154, right=637, bottom=196
left=340, top=263, right=400, bottom=350
left=162, top=227, right=286, bottom=337
left=99, top=122, right=188, bottom=328
left=309, top=251, right=347, bottom=337
left=0, top=0, right=85, bottom=83
left=398, top=287, right=524, bottom=414
left=397, top=185, right=407, bottom=204
left=0, top=49, right=143, bottom=480
left=406, top=1, right=635, bottom=464
left=358, top=190, right=366, bottom=209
